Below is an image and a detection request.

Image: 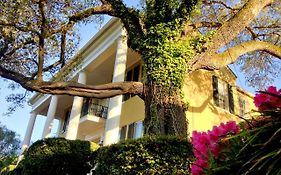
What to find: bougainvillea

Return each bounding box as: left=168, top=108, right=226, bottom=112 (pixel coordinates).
left=191, top=121, right=240, bottom=175
left=254, top=86, right=281, bottom=110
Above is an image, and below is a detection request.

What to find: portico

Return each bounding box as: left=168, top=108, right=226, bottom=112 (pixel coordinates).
left=21, top=18, right=142, bottom=151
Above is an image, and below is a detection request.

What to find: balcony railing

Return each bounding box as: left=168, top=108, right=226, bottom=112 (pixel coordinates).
left=81, top=102, right=108, bottom=119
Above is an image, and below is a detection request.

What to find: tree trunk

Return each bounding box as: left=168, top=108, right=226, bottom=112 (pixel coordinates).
left=143, top=85, right=188, bottom=137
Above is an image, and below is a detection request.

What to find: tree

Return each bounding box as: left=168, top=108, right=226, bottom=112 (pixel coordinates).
left=0, top=0, right=280, bottom=137
left=0, top=123, right=20, bottom=160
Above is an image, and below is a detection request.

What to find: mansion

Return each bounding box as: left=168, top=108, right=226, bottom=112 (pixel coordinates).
left=21, top=18, right=256, bottom=152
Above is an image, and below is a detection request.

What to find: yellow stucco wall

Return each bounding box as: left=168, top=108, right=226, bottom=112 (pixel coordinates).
left=120, top=96, right=145, bottom=126
left=183, top=68, right=255, bottom=132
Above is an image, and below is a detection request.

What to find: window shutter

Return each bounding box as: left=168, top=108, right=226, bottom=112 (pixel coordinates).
left=133, top=65, right=140, bottom=81
left=228, top=84, right=234, bottom=114
left=212, top=76, right=219, bottom=106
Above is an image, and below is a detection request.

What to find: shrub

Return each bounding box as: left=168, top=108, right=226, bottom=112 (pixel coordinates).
left=14, top=138, right=99, bottom=175
left=93, top=136, right=194, bottom=175
left=0, top=156, right=17, bottom=175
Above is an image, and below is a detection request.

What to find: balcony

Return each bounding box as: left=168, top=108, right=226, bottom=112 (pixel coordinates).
left=78, top=99, right=108, bottom=137
left=81, top=103, right=108, bottom=119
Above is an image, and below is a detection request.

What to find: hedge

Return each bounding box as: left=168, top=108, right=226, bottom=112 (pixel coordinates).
left=11, top=136, right=194, bottom=175
left=0, top=156, right=17, bottom=175
left=14, top=138, right=99, bottom=175
left=93, top=136, right=194, bottom=175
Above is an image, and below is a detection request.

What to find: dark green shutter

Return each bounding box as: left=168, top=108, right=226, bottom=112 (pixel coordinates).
left=133, top=65, right=140, bottom=81
left=212, top=76, right=219, bottom=106
left=228, top=84, right=234, bottom=114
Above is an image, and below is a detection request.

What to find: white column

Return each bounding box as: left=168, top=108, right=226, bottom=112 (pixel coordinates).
left=42, top=95, right=58, bottom=138
left=103, top=32, right=128, bottom=145
left=65, top=71, right=87, bottom=140
left=21, top=112, right=37, bottom=153
left=56, top=119, right=64, bottom=137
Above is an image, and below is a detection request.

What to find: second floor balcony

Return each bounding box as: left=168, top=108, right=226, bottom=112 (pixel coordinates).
left=81, top=98, right=108, bottom=119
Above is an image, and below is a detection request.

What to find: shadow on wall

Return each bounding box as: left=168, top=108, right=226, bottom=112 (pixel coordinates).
left=184, top=70, right=216, bottom=113
left=184, top=69, right=237, bottom=131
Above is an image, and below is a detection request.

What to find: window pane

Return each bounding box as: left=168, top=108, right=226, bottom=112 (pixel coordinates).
left=127, top=123, right=135, bottom=139
left=212, top=76, right=219, bottom=106
left=62, top=110, right=71, bottom=133
left=217, top=79, right=229, bottom=110
left=228, top=84, right=234, bottom=114
left=81, top=98, right=90, bottom=117
left=135, top=121, right=143, bottom=139
left=120, top=126, right=127, bottom=141
left=126, top=70, right=133, bottom=81
left=239, top=98, right=246, bottom=116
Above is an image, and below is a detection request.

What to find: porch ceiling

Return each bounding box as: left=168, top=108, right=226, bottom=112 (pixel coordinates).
left=35, top=95, right=74, bottom=120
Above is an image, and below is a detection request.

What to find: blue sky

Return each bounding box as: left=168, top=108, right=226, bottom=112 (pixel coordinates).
left=0, top=1, right=280, bottom=144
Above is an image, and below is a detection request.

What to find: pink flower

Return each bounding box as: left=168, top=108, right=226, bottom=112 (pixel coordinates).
left=267, top=86, right=278, bottom=94
left=212, top=125, right=224, bottom=136
left=226, top=121, right=239, bottom=134
left=254, top=86, right=281, bottom=110
left=207, top=131, right=218, bottom=142
left=191, top=121, right=240, bottom=175
left=191, top=163, right=204, bottom=175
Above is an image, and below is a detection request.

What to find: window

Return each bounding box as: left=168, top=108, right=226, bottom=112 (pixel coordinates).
left=212, top=76, right=234, bottom=114
left=239, top=97, right=246, bottom=116
left=62, top=109, right=71, bottom=133
left=81, top=98, right=91, bottom=117
left=119, top=121, right=143, bottom=141
left=123, top=64, right=141, bottom=101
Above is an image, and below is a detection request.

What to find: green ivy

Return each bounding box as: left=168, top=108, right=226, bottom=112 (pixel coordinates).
left=141, top=21, right=214, bottom=92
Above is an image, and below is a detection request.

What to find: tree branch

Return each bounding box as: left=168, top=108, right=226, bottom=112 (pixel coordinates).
left=27, top=81, right=144, bottom=99
left=192, top=21, right=222, bottom=28
left=36, top=0, right=47, bottom=82
left=190, top=0, right=273, bottom=69
left=0, top=66, right=32, bottom=90
left=202, top=0, right=240, bottom=11
left=193, top=40, right=281, bottom=70
left=102, top=0, right=144, bottom=49
left=48, top=3, right=113, bottom=36
left=60, top=31, right=66, bottom=68
left=0, top=22, right=39, bottom=35
left=5, top=39, right=36, bottom=57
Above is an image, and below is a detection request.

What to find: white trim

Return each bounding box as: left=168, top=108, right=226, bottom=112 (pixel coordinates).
left=31, top=95, right=51, bottom=112
left=80, top=115, right=106, bottom=123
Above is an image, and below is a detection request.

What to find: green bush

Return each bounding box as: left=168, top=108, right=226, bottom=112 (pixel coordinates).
left=14, top=138, right=99, bottom=175
left=93, top=136, right=194, bottom=175
left=0, top=156, right=17, bottom=175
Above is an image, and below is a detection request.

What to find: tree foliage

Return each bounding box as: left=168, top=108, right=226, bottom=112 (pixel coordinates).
left=0, top=123, right=20, bottom=160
